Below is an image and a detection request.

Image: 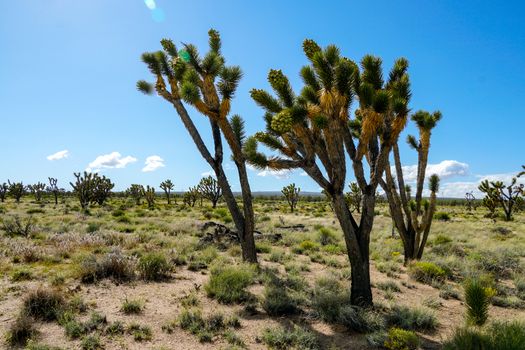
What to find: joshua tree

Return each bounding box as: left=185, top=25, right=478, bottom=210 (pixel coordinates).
left=380, top=110, right=442, bottom=262
left=126, top=184, right=144, bottom=205
left=481, top=195, right=497, bottom=221
left=137, top=29, right=257, bottom=263
left=8, top=180, right=26, bottom=203
left=47, top=177, right=64, bottom=205
left=160, top=179, right=175, bottom=204
left=465, top=191, right=476, bottom=211
left=183, top=186, right=199, bottom=207
left=28, top=182, right=46, bottom=203
left=0, top=183, right=8, bottom=202
left=245, top=40, right=411, bottom=306
left=142, top=185, right=156, bottom=209
left=479, top=177, right=524, bottom=221
left=197, top=176, right=222, bottom=208
left=281, top=183, right=300, bottom=213
left=91, top=175, right=114, bottom=206
left=345, top=182, right=362, bottom=213
left=70, top=172, right=114, bottom=209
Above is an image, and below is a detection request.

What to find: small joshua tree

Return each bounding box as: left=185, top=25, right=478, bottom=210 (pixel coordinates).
left=0, top=182, right=8, bottom=202
left=183, top=186, right=199, bottom=207
left=479, top=177, right=524, bottom=221
left=465, top=191, right=476, bottom=211
left=70, top=172, right=114, bottom=209
left=142, top=186, right=156, bottom=209
left=281, top=183, right=300, bottom=213
left=197, top=176, right=222, bottom=208
left=481, top=195, right=498, bottom=221
left=92, top=175, right=114, bottom=206
left=380, top=110, right=442, bottom=262
left=47, top=177, right=64, bottom=205
left=28, top=182, right=46, bottom=203
left=160, top=179, right=174, bottom=204
left=345, top=182, right=362, bottom=213
left=8, top=180, right=26, bottom=203
left=126, top=184, right=144, bottom=205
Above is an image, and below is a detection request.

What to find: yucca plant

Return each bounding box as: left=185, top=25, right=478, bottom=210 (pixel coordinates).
left=137, top=29, right=257, bottom=263
left=160, top=179, right=174, bottom=204
left=8, top=180, right=26, bottom=203
left=28, top=182, right=46, bottom=203
left=464, top=278, right=490, bottom=326
left=197, top=176, right=222, bottom=208
left=126, top=184, right=144, bottom=205
left=0, top=182, right=8, bottom=202
left=246, top=40, right=412, bottom=306
left=281, top=183, right=300, bottom=213
left=479, top=175, right=524, bottom=221
left=142, top=185, right=156, bottom=209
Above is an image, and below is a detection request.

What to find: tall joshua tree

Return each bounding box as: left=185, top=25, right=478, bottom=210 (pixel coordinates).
left=160, top=179, right=174, bottom=204
left=197, top=176, right=222, bottom=208
left=281, top=183, right=300, bottom=213
left=126, top=184, right=144, bottom=205
left=0, top=183, right=8, bottom=202
left=183, top=186, right=199, bottom=207
left=47, top=177, right=63, bottom=205
left=479, top=177, right=523, bottom=221
left=143, top=185, right=156, bottom=209
left=137, top=29, right=257, bottom=263
left=245, top=40, right=411, bottom=306
left=28, top=182, right=46, bottom=203
left=380, top=110, right=442, bottom=262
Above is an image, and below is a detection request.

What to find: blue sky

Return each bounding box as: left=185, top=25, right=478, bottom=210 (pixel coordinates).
left=0, top=0, right=523, bottom=197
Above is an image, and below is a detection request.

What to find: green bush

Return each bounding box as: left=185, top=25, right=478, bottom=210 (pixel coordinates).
left=338, top=305, right=384, bottom=333
left=127, top=323, right=152, bottom=342
left=433, top=234, right=452, bottom=245
left=5, top=315, right=38, bottom=347
left=408, top=261, right=447, bottom=283
left=23, top=288, right=65, bottom=322
left=137, top=252, right=170, bottom=281
left=464, top=278, right=489, bottom=326
left=292, top=240, right=319, bottom=254
left=80, top=335, right=102, bottom=350
left=121, top=299, right=144, bottom=314
left=262, top=278, right=299, bottom=316
left=205, top=264, right=254, bottom=304
left=11, top=268, right=33, bottom=282
left=79, top=250, right=135, bottom=283
left=385, top=305, right=438, bottom=331
left=384, top=327, right=419, bottom=350
left=317, top=227, right=338, bottom=246
left=311, top=276, right=349, bottom=323
left=434, top=211, right=451, bottom=221
left=261, top=325, right=320, bottom=350
left=444, top=321, right=525, bottom=350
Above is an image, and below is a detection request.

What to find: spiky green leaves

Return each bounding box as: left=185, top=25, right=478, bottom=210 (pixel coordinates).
left=243, top=136, right=268, bottom=169
left=302, top=39, right=321, bottom=60
left=160, top=38, right=177, bottom=58
left=155, top=51, right=173, bottom=77
left=335, top=58, right=357, bottom=97
left=250, top=89, right=282, bottom=113
left=201, top=51, right=224, bottom=77
left=411, top=110, right=442, bottom=130
left=218, top=66, right=242, bottom=100
left=300, top=66, right=320, bottom=91
left=407, top=135, right=419, bottom=149
left=312, top=114, right=328, bottom=129
left=429, top=174, right=440, bottom=193
left=208, top=29, right=221, bottom=54
left=181, top=82, right=200, bottom=103
left=141, top=52, right=161, bottom=75
left=271, top=110, right=293, bottom=134
left=137, top=80, right=154, bottom=95
left=268, top=69, right=295, bottom=107
left=361, top=55, right=383, bottom=90
left=464, top=278, right=490, bottom=326
left=230, top=114, right=246, bottom=146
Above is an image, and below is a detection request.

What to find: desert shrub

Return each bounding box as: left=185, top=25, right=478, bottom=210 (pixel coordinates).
left=433, top=234, right=452, bottom=245
left=177, top=308, right=238, bottom=343
left=292, top=240, right=319, bottom=254
left=5, top=314, right=38, bottom=347
left=262, top=277, right=299, bottom=316
left=180, top=292, right=200, bottom=308
left=338, top=305, right=384, bottom=333
left=64, top=319, right=86, bottom=339
left=25, top=341, right=65, bottom=350
left=439, top=284, right=461, bottom=300
left=317, top=227, right=338, bottom=246
left=85, top=222, right=100, bottom=233
left=205, top=264, right=254, bottom=304
left=80, top=335, right=102, bottom=350
left=137, top=252, right=170, bottom=281
left=469, top=248, right=521, bottom=279
left=311, top=275, right=349, bottom=323
left=384, top=327, right=419, bottom=350
left=261, top=325, right=320, bottom=350
left=127, top=323, right=152, bottom=342
left=2, top=215, right=35, bottom=237
left=408, top=261, right=447, bottom=283
left=79, top=250, right=135, bottom=283
left=464, top=278, right=490, bottom=326
left=121, top=299, right=144, bottom=314
left=443, top=321, right=525, bottom=350
left=376, top=280, right=401, bottom=293
left=23, top=288, right=65, bottom=321
left=422, top=297, right=442, bottom=309
left=256, top=242, right=272, bottom=253
left=11, top=268, right=33, bottom=282
left=27, top=208, right=45, bottom=214
left=223, top=330, right=245, bottom=347
left=385, top=305, right=437, bottom=331
left=106, top=320, right=125, bottom=335
left=434, top=211, right=451, bottom=221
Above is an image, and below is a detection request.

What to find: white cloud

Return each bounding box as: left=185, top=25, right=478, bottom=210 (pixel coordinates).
left=437, top=171, right=524, bottom=198
left=257, top=169, right=293, bottom=179
left=86, top=152, right=137, bottom=172
left=142, top=155, right=165, bottom=172
left=399, top=160, right=469, bottom=182
left=201, top=171, right=215, bottom=178
left=47, top=150, right=69, bottom=161
left=144, top=0, right=156, bottom=9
